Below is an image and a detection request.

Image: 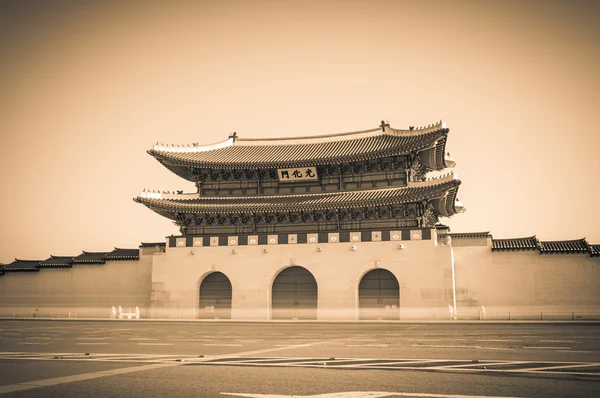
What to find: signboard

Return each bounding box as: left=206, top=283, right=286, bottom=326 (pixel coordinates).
left=277, top=167, right=318, bottom=182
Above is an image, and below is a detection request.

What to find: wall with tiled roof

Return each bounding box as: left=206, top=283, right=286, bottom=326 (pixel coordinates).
left=0, top=255, right=152, bottom=316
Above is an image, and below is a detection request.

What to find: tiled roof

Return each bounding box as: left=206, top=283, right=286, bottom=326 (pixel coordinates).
left=106, top=248, right=139, bottom=261
left=492, top=236, right=539, bottom=251
left=449, top=232, right=490, bottom=239
left=590, top=244, right=600, bottom=257
left=135, top=175, right=462, bottom=216
left=139, top=242, right=166, bottom=248
left=39, top=256, right=74, bottom=268
left=73, top=251, right=108, bottom=264
left=3, top=259, right=41, bottom=272
left=539, top=238, right=589, bottom=254
left=149, top=122, right=451, bottom=171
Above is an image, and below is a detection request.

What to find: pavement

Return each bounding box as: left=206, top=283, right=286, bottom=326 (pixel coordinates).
left=0, top=320, right=599, bottom=397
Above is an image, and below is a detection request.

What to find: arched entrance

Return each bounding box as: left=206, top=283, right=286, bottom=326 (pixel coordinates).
left=199, top=272, right=232, bottom=319
left=358, top=268, right=400, bottom=320
left=272, top=266, right=317, bottom=320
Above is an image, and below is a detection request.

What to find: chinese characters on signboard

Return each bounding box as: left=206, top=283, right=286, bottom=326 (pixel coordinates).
left=277, top=167, right=319, bottom=182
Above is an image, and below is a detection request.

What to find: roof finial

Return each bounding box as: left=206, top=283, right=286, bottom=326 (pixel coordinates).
left=229, top=132, right=238, bottom=142
left=380, top=120, right=389, bottom=131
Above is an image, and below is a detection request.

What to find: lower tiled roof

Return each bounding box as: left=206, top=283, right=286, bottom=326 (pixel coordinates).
left=590, top=244, right=600, bottom=257
left=135, top=178, right=461, bottom=214
left=450, top=232, right=490, bottom=239
left=539, top=238, right=589, bottom=254
left=73, top=251, right=108, bottom=264
left=106, top=248, right=139, bottom=261
left=3, top=260, right=41, bottom=272
left=492, top=236, right=539, bottom=251
left=140, top=242, right=166, bottom=248
left=39, top=256, right=74, bottom=268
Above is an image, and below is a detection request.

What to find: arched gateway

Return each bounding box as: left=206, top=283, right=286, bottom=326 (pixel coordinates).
left=136, top=121, right=466, bottom=321
left=359, top=268, right=400, bottom=320
left=272, top=266, right=318, bottom=320
left=199, top=272, right=232, bottom=319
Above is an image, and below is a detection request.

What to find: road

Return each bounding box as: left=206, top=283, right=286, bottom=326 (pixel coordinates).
left=0, top=320, right=599, bottom=397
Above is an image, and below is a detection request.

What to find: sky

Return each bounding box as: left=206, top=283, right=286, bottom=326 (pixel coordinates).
left=1, top=0, right=599, bottom=264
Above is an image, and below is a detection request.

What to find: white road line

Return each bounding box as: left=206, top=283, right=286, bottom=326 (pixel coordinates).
left=18, top=342, right=50, bottom=345
left=129, top=338, right=159, bottom=341
left=221, top=391, right=523, bottom=397
left=476, top=339, right=520, bottom=342
left=430, top=361, right=529, bottom=369
left=539, top=340, right=576, bottom=343
left=204, top=343, right=243, bottom=347
left=137, top=343, right=174, bottom=346
left=347, top=344, right=389, bottom=348
left=76, top=337, right=109, bottom=340
left=75, top=342, right=109, bottom=345
left=520, top=362, right=600, bottom=372
left=410, top=344, right=513, bottom=351
left=408, top=339, right=441, bottom=342
left=523, top=346, right=571, bottom=350
left=0, top=362, right=180, bottom=394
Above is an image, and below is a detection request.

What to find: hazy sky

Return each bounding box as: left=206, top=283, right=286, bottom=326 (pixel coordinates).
left=1, top=0, right=599, bottom=264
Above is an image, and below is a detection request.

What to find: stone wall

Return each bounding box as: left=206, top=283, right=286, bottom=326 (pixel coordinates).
left=149, top=234, right=454, bottom=320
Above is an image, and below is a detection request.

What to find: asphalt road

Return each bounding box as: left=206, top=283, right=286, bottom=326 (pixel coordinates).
left=0, top=320, right=599, bottom=397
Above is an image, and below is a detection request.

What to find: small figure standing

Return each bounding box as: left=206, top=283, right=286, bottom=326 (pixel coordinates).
left=110, top=306, right=117, bottom=319
left=479, top=305, right=486, bottom=321
left=448, top=304, right=454, bottom=320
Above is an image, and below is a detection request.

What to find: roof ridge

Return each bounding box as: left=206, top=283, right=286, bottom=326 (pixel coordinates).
left=237, top=127, right=382, bottom=142
left=149, top=121, right=446, bottom=153
left=493, top=235, right=537, bottom=241
left=540, top=237, right=587, bottom=243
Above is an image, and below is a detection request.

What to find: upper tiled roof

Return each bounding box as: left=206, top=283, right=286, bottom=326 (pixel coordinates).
left=590, top=244, right=600, bottom=257
left=139, top=242, right=166, bottom=248
left=449, top=232, right=490, bottom=239
left=149, top=121, right=452, bottom=172
left=39, top=256, right=74, bottom=268
left=73, top=251, right=108, bottom=264
left=106, top=248, right=139, bottom=261
left=3, top=259, right=41, bottom=272
left=135, top=174, right=462, bottom=217
left=539, top=238, right=589, bottom=254
left=492, top=236, right=539, bottom=251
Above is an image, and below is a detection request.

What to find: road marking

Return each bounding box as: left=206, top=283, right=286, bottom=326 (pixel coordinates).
left=18, top=342, right=50, bottom=345
left=129, top=337, right=159, bottom=341
left=76, top=337, right=109, bottom=340
left=523, top=346, right=571, bottom=350
left=138, top=343, right=174, bottom=346
left=75, top=342, right=109, bottom=345
left=221, top=391, right=523, bottom=397
left=476, top=339, right=520, bottom=342
left=520, top=362, right=600, bottom=372
left=410, top=344, right=513, bottom=351
left=204, top=343, right=243, bottom=347
left=540, top=340, right=576, bottom=343
left=0, top=362, right=180, bottom=394
left=347, top=344, right=389, bottom=347
left=408, top=339, right=440, bottom=342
